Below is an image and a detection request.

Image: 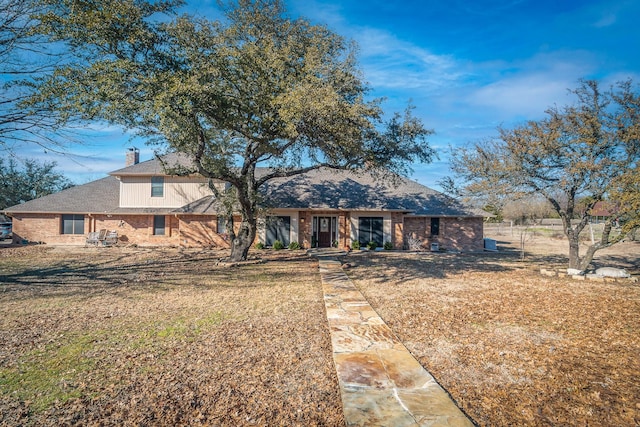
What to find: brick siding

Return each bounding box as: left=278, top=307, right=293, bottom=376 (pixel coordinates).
left=391, top=212, right=404, bottom=250
left=403, top=216, right=483, bottom=251
left=10, top=213, right=86, bottom=245
left=10, top=212, right=484, bottom=251
left=179, top=215, right=232, bottom=248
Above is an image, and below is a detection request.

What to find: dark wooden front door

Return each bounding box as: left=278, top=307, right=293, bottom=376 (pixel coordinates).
left=317, top=216, right=333, bottom=247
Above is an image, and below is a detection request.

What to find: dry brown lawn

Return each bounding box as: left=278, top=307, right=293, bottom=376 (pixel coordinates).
left=347, top=236, right=640, bottom=426
left=1, top=235, right=638, bottom=426
left=0, top=246, right=344, bottom=426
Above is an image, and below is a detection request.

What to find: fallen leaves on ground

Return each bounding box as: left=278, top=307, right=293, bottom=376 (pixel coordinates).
left=0, top=246, right=344, bottom=426
left=347, top=238, right=640, bottom=426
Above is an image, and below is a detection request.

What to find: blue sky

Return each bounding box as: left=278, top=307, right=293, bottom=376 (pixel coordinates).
left=14, top=0, right=640, bottom=191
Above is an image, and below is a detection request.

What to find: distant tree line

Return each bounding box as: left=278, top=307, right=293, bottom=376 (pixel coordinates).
left=0, top=158, right=73, bottom=210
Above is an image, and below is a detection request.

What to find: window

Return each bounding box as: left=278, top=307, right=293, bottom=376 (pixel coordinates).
left=151, top=176, right=164, bottom=197
left=153, top=215, right=165, bottom=235
left=430, top=217, right=440, bottom=236
left=265, top=215, right=290, bottom=246
left=358, top=217, right=383, bottom=246
left=61, top=214, right=84, bottom=234
left=217, top=216, right=227, bottom=234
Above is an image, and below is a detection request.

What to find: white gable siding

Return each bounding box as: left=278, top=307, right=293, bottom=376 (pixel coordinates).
left=119, top=176, right=216, bottom=208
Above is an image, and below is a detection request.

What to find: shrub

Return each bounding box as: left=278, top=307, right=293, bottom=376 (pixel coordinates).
left=255, top=242, right=264, bottom=250
left=288, top=241, right=301, bottom=250
left=367, top=241, right=377, bottom=250
left=351, top=240, right=361, bottom=250
left=273, top=240, right=284, bottom=250
left=383, top=241, right=393, bottom=250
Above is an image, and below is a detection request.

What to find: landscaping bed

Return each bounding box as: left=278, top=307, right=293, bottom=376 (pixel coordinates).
left=0, top=246, right=344, bottom=426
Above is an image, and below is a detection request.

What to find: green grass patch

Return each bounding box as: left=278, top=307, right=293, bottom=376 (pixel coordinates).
left=0, top=310, right=226, bottom=414
left=0, top=333, right=98, bottom=412
left=141, top=311, right=226, bottom=342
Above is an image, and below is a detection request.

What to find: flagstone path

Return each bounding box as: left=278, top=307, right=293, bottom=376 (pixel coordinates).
left=318, top=256, right=474, bottom=426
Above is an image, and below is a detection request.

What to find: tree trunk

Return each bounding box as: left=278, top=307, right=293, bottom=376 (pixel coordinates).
left=578, top=220, right=615, bottom=271
left=562, top=214, right=582, bottom=270
left=229, top=218, right=257, bottom=262
left=568, top=236, right=581, bottom=270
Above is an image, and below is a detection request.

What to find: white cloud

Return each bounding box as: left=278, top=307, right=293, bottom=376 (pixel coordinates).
left=290, top=1, right=468, bottom=93
left=464, top=51, right=599, bottom=121
left=356, top=28, right=466, bottom=91
left=593, top=12, right=616, bottom=27
left=342, top=27, right=604, bottom=130
left=287, top=0, right=346, bottom=28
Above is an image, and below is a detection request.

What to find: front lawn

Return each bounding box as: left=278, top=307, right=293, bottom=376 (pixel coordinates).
left=0, top=246, right=344, bottom=426
left=2, top=238, right=638, bottom=426
left=347, top=239, right=640, bottom=426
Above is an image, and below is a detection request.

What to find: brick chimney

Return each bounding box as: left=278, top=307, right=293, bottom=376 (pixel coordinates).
left=125, top=147, right=140, bottom=166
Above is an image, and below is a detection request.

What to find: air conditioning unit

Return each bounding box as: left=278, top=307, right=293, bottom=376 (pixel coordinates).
left=483, top=238, right=498, bottom=252
left=430, top=242, right=439, bottom=252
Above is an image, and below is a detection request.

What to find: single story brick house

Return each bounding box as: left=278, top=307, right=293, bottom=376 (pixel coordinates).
left=4, top=150, right=486, bottom=251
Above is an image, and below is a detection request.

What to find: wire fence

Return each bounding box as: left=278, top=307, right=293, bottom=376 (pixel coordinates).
left=484, top=220, right=638, bottom=242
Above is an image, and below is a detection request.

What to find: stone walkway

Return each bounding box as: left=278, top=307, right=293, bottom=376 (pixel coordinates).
left=318, top=257, right=474, bottom=427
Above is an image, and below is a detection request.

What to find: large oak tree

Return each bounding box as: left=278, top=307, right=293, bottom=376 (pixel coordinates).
left=1, top=0, right=58, bottom=152
left=449, top=79, right=640, bottom=270
left=32, top=0, right=434, bottom=260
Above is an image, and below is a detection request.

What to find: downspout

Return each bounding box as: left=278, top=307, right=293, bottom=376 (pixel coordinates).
left=174, top=214, right=181, bottom=242
left=87, top=213, right=94, bottom=232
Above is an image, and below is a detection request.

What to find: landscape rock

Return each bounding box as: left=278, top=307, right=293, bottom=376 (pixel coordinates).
left=595, top=267, right=631, bottom=278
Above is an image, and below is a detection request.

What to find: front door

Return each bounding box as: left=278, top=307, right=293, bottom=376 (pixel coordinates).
left=316, top=216, right=335, bottom=248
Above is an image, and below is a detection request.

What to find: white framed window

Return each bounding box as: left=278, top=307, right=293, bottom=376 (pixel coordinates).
left=151, top=176, right=164, bottom=197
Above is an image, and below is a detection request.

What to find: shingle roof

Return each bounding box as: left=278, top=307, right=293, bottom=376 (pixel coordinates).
left=173, top=195, right=224, bottom=214
left=109, top=152, right=193, bottom=176
left=261, top=168, right=482, bottom=216
left=4, top=176, right=121, bottom=214
left=171, top=168, right=483, bottom=217
left=4, top=156, right=484, bottom=218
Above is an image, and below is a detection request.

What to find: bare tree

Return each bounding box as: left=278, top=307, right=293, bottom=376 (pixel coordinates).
left=502, top=195, right=555, bottom=225
left=449, top=80, right=640, bottom=270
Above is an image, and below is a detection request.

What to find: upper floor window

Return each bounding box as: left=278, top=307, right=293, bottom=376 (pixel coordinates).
left=61, top=214, right=84, bottom=234
left=151, top=176, right=164, bottom=197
